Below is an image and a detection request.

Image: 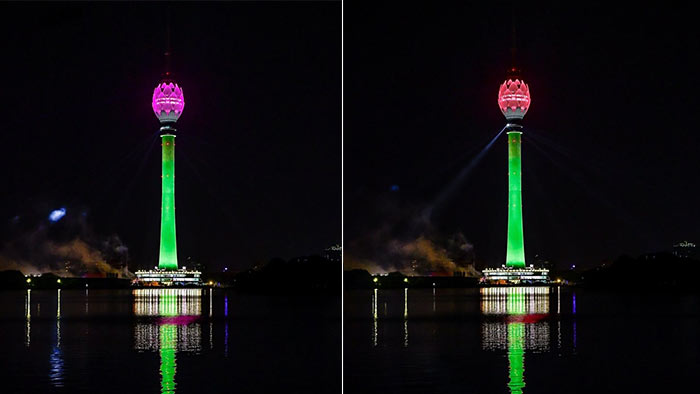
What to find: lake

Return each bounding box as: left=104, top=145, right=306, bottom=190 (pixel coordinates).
left=0, top=288, right=340, bottom=393
left=344, top=286, right=700, bottom=393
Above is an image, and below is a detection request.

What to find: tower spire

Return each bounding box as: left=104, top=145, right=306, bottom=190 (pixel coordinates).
left=164, top=6, right=172, bottom=77
left=509, top=2, right=519, bottom=75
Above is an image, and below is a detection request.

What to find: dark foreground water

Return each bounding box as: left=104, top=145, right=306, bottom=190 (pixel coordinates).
left=344, top=286, right=700, bottom=394
left=0, top=288, right=340, bottom=394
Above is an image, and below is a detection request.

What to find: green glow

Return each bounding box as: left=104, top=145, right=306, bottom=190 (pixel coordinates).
left=159, top=134, right=178, bottom=270
left=159, top=290, right=178, bottom=316
left=159, top=291, right=178, bottom=394
left=506, top=131, right=526, bottom=268
left=507, top=322, right=525, bottom=394
left=160, top=324, right=177, bottom=394
left=507, top=290, right=526, bottom=394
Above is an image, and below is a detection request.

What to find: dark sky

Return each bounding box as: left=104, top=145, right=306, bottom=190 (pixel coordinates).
left=345, top=2, right=700, bottom=269
left=0, top=2, right=340, bottom=271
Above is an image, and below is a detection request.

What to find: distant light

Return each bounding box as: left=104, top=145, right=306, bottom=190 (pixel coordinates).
left=390, top=184, right=400, bottom=192
left=26, top=278, right=31, bottom=283
left=403, top=278, right=408, bottom=283
left=571, top=264, right=576, bottom=269
left=373, top=277, right=378, bottom=283
left=56, top=279, right=61, bottom=284
left=49, top=208, right=66, bottom=222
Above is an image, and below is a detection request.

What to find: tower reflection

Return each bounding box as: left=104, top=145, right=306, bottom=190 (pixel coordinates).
left=133, top=289, right=203, bottom=394
left=481, top=287, right=550, bottom=394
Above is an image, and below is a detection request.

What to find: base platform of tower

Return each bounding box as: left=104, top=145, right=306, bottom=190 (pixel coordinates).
left=133, top=268, right=202, bottom=287
left=481, top=265, right=550, bottom=285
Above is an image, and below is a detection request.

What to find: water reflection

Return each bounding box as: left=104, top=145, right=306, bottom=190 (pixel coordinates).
left=209, top=290, right=214, bottom=350
left=481, top=287, right=550, bottom=394
left=573, top=292, right=577, bottom=352
left=403, top=288, right=408, bottom=348
left=133, top=289, right=203, bottom=394
left=50, top=289, right=64, bottom=388
left=24, top=289, right=30, bottom=348
left=224, top=294, right=229, bottom=358
left=371, top=288, right=378, bottom=347
left=368, top=288, right=409, bottom=347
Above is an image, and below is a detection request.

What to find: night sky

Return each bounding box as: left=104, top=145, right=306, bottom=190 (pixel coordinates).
left=0, top=2, right=340, bottom=271
left=345, top=2, right=700, bottom=270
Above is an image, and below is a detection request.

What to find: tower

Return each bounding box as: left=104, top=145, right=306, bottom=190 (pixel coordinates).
left=498, top=67, right=530, bottom=269
left=152, top=76, right=185, bottom=270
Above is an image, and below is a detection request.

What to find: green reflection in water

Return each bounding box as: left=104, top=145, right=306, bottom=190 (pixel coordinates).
left=507, top=290, right=526, bottom=394
left=159, top=290, right=178, bottom=394
left=160, top=290, right=178, bottom=317
left=160, top=324, right=177, bottom=394
left=507, top=323, right=525, bottom=394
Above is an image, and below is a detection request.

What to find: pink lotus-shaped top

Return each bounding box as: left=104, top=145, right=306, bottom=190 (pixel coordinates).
left=498, top=78, right=530, bottom=120
left=152, top=80, right=185, bottom=123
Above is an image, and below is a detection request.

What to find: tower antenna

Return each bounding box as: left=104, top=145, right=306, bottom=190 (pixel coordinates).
left=165, top=6, right=171, bottom=77
left=510, top=2, right=517, bottom=72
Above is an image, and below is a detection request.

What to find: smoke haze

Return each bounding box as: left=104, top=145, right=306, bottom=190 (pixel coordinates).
left=344, top=198, right=477, bottom=276
left=0, top=205, right=130, bottom=277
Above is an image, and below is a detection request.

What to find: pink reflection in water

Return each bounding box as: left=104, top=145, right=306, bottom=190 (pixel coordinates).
left=159, top=315, right=200, bottom=325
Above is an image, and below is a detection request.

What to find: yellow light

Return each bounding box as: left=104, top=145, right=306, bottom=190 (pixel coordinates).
left=57, top=279, right=61, bottom=284
left=403, top=278, right=408, bottom=283
left=208, top=281, right=213, bottom=286
left=26, top=278, right=31, bottom=283
left=373, top=277, right=378, bottom=283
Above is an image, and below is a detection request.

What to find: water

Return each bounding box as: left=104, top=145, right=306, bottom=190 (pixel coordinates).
left=344, top=286, right=700, bottom=393
left=0, top=288, right=340, bottom=393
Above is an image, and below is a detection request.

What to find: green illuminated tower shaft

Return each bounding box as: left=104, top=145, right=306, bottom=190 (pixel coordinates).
left=159, top=133, right=178, bottom=270
left=506, top=129, right=525, bottom=268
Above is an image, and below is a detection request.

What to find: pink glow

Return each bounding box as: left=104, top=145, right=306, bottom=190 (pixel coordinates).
left=159, top=315, right=200, bottom=325
left=152, top=81, right=185, bottom=122
left=507, top=313, right=547, bottom=323
left=498, top=79, right=530, bottom=120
